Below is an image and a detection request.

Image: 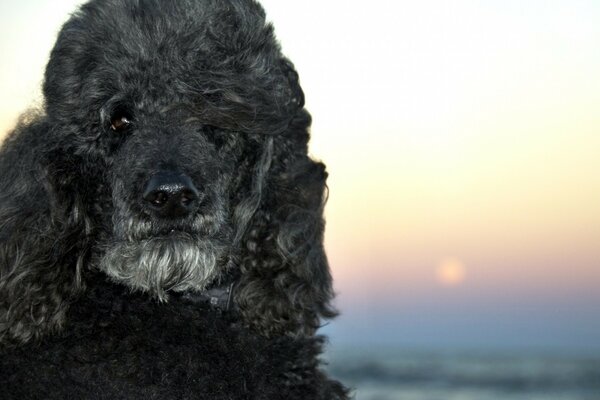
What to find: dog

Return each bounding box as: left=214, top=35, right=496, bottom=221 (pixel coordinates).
left=0, top=0, right=348, bottom=398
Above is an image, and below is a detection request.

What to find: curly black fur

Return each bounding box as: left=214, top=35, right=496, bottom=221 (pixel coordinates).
left=1, top=273, right=347, bottom=399
left=0, top=0, right=346, bottom=397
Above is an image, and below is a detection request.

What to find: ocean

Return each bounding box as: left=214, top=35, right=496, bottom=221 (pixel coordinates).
left=324, top=346, right=600, bottom=400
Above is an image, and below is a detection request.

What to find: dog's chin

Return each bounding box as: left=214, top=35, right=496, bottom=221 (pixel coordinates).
left=98, top=233, right=228, bottom=301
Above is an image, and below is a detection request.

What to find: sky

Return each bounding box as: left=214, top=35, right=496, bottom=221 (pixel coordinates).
left=1, top=0, right=599, bottom=351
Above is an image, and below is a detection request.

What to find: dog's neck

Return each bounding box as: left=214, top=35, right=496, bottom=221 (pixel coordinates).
left=87, top=269, right=238, bottom=312
left=180, top=282, right=236, bottom=311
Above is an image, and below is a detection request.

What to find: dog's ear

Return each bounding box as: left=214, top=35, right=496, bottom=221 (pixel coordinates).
left=234, top=106, right=337, bottom=337
left=0, top=117, right=89, bottom=346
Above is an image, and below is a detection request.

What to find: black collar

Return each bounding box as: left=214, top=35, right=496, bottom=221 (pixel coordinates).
left=180, top=282, right=235, bottom=311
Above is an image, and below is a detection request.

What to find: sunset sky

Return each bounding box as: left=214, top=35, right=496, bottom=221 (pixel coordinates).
left=1, top=0, right=599, bottom=351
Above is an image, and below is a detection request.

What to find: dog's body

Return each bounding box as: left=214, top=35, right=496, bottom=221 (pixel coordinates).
left=0, top=0, right=347, bottom=398
left=1, top=273, right=346, bottom=399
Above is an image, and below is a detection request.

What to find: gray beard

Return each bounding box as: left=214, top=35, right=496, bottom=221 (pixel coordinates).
left=98, top=233, right=228, bottom=301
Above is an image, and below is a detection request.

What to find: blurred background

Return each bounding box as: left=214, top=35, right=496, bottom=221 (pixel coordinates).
left=1, top=1, right=599, bottom=399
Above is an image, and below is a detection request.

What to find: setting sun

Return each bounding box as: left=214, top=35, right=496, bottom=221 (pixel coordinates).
left=436, top=258, right=466, bottom=287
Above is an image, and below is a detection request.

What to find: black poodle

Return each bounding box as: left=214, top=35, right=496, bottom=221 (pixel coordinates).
left=0, top=0, right=348, bottom=398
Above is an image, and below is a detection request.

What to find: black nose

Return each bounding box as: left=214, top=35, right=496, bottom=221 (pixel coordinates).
left=143, top=171, right=200, bottom=218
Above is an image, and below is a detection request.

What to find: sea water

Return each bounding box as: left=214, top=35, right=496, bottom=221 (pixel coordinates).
left=325, top=346, right=600, bottom=400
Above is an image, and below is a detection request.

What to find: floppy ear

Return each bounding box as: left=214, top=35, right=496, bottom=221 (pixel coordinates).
left=234, top=109, right=337, bottom=337
left=0, top=117, right=89, bottom=346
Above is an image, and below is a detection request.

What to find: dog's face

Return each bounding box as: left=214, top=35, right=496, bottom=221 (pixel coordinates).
left=42, top=0, right=297, bottom=299
left=97, top=103, right=241, bottom=299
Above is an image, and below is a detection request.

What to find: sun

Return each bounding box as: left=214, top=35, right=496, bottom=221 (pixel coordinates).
left=436, top=258, right=466, bottom=287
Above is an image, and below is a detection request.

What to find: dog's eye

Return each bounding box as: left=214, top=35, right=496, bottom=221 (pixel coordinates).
left=204, top=125, right=232, bottom=149
left=110, top=110, right=133, bottom=132
left=111, top=116, right=131, bottom=132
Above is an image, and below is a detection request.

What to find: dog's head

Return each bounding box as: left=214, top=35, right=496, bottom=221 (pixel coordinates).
left=46, top=0, right=307, bottom=299
left=0, top=0, right=334, bottom=344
